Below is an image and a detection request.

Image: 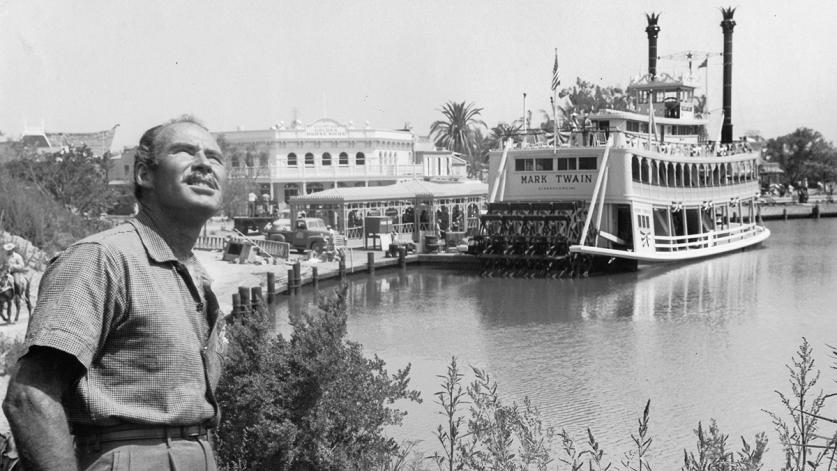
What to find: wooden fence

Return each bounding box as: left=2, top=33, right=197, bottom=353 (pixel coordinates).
left=194, top=235, right=290, bottom=259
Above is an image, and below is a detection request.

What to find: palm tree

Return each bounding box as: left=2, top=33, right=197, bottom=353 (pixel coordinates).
left=429, top=101, right=486, bottom=158
left=490, top=122, right=523, bottom=145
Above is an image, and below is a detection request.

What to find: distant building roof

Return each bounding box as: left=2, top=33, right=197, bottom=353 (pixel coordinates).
left=290, top=179, right=487, bottom=204
left=759, top=162, right=784, bottom=174
left=43, top=125, right=119, bottom=156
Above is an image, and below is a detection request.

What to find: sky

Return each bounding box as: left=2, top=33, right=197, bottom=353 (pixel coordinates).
left=1, top=0, right=836, bottom=150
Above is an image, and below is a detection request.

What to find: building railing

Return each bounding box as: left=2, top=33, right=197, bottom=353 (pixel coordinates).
left=195, top=236, right=227, bottom=251
left=228, top=163, right=425, bottom=180
left=393, top=223, right=414, bottom=234
left=195, top=235, right=291, bottom=258
left=346, top=226, right=363, bottom=239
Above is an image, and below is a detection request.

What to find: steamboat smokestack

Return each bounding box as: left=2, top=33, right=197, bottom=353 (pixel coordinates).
left=645, top=13, right=661, bottom=80
left=721, top=7, right=736, bottom=144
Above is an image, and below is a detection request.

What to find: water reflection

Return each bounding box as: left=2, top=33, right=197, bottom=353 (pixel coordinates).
left=272, top=219, right=837, bottom=469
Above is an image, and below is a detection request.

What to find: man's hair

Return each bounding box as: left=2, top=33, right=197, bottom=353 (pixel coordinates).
left=133, top=115, right=210, bottom=201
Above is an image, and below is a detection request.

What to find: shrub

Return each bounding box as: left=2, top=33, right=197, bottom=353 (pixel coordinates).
left=0, top=333, right=25, bottom=377
left=0, top=171, right=112, bottom=256
left=764, top=337, right=827, bottom=470
left=215, top=286, right=421, bottom=470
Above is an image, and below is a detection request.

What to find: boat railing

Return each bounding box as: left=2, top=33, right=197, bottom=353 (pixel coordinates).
left=620, top=131, right=755, bottom=158
left=508, top=130, right=609, bottom=149
left=652, top=222, right=762, bottom=252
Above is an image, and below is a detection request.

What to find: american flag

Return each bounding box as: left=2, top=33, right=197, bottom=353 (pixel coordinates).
left=551, top=49, right=560, bottom=91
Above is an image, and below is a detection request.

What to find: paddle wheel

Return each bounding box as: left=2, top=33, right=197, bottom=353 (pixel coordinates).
left=470, top=202, right=597, bottom=278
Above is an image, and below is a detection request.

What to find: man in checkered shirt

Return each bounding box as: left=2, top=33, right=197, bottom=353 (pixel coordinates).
left=4, top=116, right=227, bottom=470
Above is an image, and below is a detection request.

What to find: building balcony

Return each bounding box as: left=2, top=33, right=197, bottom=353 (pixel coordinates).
left=228, top=164, right=425, bottom=181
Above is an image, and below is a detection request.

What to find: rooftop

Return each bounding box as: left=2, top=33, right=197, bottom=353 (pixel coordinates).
left=290, top=179, right=487, bottom=204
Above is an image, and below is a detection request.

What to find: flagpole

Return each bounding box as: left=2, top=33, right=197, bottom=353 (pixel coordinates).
left=551, top=96, right=557, bottom=153
left=551, top=47, right=560, bottom=153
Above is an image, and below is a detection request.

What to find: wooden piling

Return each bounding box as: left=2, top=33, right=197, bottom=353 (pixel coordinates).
left=295, top=262, right=303, bottom=294
left=368, top=252, right=375, bottom=274
left=339, top=258, right=346, bottom=281
left=238, top=287, right=250, bottom=314
left=312, top=266, right=319, bottom=291
left=266, top=272, right=276, bottom=304
left=783, top=208, right=788, bottom=221
left=231, top=293, right=241, bottom=318
left=813, top=204, right=821, bottom=219
left=398, top=247, right=407, bottom=268
left=287, top=268, right=295, bottom=294
left=251, top=286, right=262, bottom=310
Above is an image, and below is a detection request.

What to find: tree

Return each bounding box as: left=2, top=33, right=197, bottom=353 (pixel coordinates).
left=489, top=122, right=523, bottom=146
left=216, top=133, right=254, bottom=217
left=470, top=127, right=493, bottom=179
left=765, top=128, right=837, bottom=186
left=215, top=287, right=421, bottom=470
left=429, top=101, right=487, bottom=159
left=4, top=145, right=114, bottom=217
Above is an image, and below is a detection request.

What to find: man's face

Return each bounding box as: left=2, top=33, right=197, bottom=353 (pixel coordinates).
left=146, top=122, right=226, bottom=220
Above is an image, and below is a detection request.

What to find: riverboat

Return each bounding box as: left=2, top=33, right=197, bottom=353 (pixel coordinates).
left=477, top=8, right=770, bottom=277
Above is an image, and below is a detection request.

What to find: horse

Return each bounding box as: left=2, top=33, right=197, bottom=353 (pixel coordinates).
left=0, top=266, right=32, bottom=324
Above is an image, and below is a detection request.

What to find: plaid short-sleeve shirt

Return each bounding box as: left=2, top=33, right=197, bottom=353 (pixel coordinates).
left=24, top=211, right=223, bottom=428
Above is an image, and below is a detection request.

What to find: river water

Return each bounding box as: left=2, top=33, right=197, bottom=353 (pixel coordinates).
left=275, top=218, right=837, bottom=468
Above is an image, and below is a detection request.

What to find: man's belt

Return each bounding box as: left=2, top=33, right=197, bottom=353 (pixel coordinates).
left=74, top=424, right=210, bottom=446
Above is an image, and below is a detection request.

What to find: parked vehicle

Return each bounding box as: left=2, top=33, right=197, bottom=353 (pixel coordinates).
left=265, top=217, right=332, bottom=254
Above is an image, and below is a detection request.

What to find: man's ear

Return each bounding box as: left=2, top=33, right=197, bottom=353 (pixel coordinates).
left=135, top=161, right=154, bottom=192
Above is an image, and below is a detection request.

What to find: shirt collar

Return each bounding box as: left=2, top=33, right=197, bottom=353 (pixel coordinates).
left=130, top=210, right=181, bottom=264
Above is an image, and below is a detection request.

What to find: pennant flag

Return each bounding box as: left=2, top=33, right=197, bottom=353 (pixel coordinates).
left=697, top=57, right=708, bottom=69
left=551, top=48, right=560, bottom=91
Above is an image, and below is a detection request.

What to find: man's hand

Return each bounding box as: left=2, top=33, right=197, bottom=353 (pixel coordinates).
left=3, top=346, right=84, bottom=471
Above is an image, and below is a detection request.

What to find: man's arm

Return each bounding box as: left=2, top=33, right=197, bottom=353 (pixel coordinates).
left=3, top=346, right=84, bottom=471
left=8, top=254, right=25, bottom=271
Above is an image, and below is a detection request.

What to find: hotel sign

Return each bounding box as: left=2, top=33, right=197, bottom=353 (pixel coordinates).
left=305, top=126, right=348, bottom=138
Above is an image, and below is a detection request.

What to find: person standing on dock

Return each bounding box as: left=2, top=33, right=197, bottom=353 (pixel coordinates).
left=3, top=116, right=227, bottom=470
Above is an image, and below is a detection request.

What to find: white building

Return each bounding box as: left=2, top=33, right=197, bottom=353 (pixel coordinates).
left=217, top=118, right=468, bottom=204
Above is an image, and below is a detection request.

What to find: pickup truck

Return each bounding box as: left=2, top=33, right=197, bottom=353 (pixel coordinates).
left=233, top=216, right=275, bottom=235
left=264, top=217, right=333, bottom=254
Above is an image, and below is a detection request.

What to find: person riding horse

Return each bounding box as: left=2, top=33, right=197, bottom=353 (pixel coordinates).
left=1, top=243, right=31, bottom=322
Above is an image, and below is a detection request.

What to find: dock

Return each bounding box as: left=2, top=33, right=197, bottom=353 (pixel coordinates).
left=760, top=201, right=837, bottom=220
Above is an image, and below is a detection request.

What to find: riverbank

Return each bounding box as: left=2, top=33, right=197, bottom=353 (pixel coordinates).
left=760, top=200, right=837, bottom=220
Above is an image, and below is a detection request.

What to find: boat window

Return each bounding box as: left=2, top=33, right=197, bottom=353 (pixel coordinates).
left=578, top=157, right=597, bottom=170
left=653, top=208, right=671, bottom=237
left=557, top=157, right=577, bottom=171
left=535, top=158, right=554, bottom=171
left=631, top=156, right=640, bottom=182
left=515, top=158, right=535, bottom=171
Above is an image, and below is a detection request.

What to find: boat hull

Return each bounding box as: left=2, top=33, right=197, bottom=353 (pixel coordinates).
left=570, top=226, right=770, bottom=262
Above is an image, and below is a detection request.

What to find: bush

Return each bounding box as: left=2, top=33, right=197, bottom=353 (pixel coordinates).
left=429, top=358, right=767, bottom=471
left=215, top=286, right=421, bottom=470
left=0, top=333, right=25, bottom=377
left=0, top=171, right=112, bottom=256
